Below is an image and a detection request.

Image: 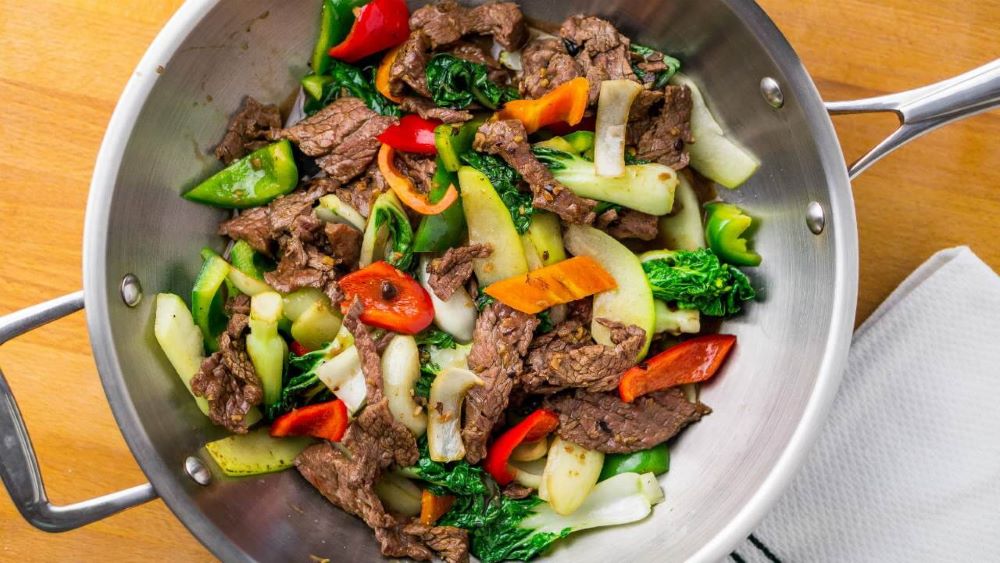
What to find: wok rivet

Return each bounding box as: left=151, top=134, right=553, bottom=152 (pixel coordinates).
left=760, top=77, right=784, bottom=108
left=806, top=201, right=826, bottom=234
left=119, top=274, right=143, bottom=308
left=184, top=456, right=212, bottom=486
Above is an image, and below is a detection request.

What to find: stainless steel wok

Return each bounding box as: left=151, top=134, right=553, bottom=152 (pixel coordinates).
left=2, top=1, right=997, bottom=561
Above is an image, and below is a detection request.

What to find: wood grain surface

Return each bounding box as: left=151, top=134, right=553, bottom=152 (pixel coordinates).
left=0, top=0, right=997, bottom=560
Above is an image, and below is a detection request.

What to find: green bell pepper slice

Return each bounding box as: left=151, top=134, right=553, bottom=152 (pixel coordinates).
left=184, top=140, right=299, bottom=209
left=599, top=443, right=670, bottom=481
left=191, top=250, right=232, bottom=352
left=310, top=0, right=359, bottom=76
left=413, top=156, right=467, bottom=252
left=704, top=201, right=762, bottom=267
left=229, top=240, right=271, bottom=281
left=434, top=117, right=485, bottom=172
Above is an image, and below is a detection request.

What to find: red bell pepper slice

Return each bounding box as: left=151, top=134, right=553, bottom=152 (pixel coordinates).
left=338, top=261, right=434, bottom=334
left=483, top=408, right=560, bottom=485
left=327, top=0, right=410, bottom=63
left=270, top=399, right=349, bottom=442
left=378, top=114, right=441, bottom=155
left=289, top=341, right=311, bottom=357
left=619, top=334, right=737, bottom=403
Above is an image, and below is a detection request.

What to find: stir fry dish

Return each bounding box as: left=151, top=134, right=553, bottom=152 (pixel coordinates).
left=153, top=2, right=763, bottom=561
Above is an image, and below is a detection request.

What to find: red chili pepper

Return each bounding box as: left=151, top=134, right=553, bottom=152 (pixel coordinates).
left=327, top=0, right=410, bottom=63
left=289, top=341, right=310, bottom=357
left=270, top=399, right=349, bottom=442
left=619, top=334, right=736, bottom=403
left=483, top=408, right=560, bottom=485
left=378, top=115, right=441, bottom=154
left=338, top=261, right=434, bottom=334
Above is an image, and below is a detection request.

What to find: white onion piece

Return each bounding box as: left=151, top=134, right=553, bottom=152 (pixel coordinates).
left=510, top=437, right=549, bottom=462
left=594, top=80, right=644, bottom=177
left=316, top=345, right=367, bottom=413
left=418, top=256, right=477, bottom=343
left=381, top=335, right=427, bottom=436
left=427, top=367, right=483, bottom=462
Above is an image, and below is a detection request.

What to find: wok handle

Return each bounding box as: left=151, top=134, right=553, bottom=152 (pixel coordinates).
left=825, top=58, right=1000, bottom=179
left=0, top=292, right=158, bottom=532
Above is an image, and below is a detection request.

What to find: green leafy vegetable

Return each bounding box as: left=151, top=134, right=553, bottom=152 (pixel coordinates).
left=414, top=328, right=456, bottom=399
left=535, top=311, right=554, bottom=334
left=630, top=44, right=681, bottom=89
left=415, top=359, right=437, bottom=400
left=593, top=201, right=623, bottom=215
left=265, top=342, right=336, bottom=419
left=475, top=292, right=496, bottom=312
left=304, top=61, right=401, bottom=117
left=415, top=328, right=457, bottom=350
left=370, top=196, right=416, bottom=272
left=426, top=54, right=519, bottom=110
left=461, top=152, right=533, bottom=233
left=642, top=249, right=756, bottom=317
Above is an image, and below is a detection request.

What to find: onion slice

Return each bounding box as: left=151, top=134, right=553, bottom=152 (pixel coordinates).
left=594, top=80, right=644, bottom=177
left=427, top=367, right=483, bottom=462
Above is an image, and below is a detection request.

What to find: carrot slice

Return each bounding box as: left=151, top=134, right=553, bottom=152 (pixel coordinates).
left=419, top=489, right=455, bottom=525
left=619, top=334, right=736, bottom=402
left=483, top=256, right=617, bottom=314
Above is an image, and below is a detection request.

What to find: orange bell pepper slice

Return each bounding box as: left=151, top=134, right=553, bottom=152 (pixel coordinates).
left=377, top=144, right=459, bottom=215
left=375, top=44, right=403, bottom=103
left=484, top=256, right=617, bottom=314
left=619, top=334, right=737, bottom=402
left=419, top=489, right=456, bottom=525
left=496, top=77, right=589, bottom=134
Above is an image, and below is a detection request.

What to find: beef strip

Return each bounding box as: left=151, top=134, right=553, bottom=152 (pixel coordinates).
left=544, top=388, right=711, bottom=453
left=635, top=85, right=694, bottom=170
left=396, top=151, right=438, bottom=195
left=218, top=183, right=325, bottom=255
left=390, top=32, right=432, bottom=98
left=325, top=223, right=363, bottom=268
left=400, top=96, right=472, bottom=124
left=502, top=482, right=534, bottom=500
left=462, top=301, right=539, bottom=463
left=190, top=296, right=263, bottom=433
left=399, top=522, right=470, bottom=563
left=474, top=119, right=596, bottom=224
left=559, top=15, right=639, bottom=103
left=409, top=1, right=527, bottom=51
left=521, top=318, right=645, bottom=394
left=595, top=207, right=660, bottom=241
left=214, top=96, right=282, bottom=164
left=426, top=243, right=493, bottom=300
left=335, top=164, right=388, bottom=218
left=519, top=37, right=582, bottom=99
left=271, top=97, right=395, bottom=183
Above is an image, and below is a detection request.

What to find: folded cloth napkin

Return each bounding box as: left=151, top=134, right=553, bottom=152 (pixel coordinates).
left=732, top=246, right=1000, bottom=563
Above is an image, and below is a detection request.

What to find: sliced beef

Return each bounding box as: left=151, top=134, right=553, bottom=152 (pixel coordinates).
left=462, top=301, right=539, bottom=463
left=399, top=522, right=470, bottom=563
left=595, top=207, right=659, bottom=241
left=400, top=96, right=472, bottom=124
left=461, top=2, right=528, bottom=51
left=426, top=244, right=492, bottom=300
left=264, top=211, right=343, bottom=302
left=502, top=482, right=534, bottom=500
left=635, top=85, right=694, bottom=170
left=474, top=119, right=596, bottom=224
left=214, top=96, right=282, bottom=164
left=325, top=223, right=363, bottom=268
left=389, top=32, right=432, bottom=98
left=343, top=299, right=419, bottom=467
left=335, top=164, right=388, bottom=218
left=410, top=1, right=527, bottom=51
left=544, top=388, right=711, bottom=453
left=519, top=37, right=582, bottom=99
left=190, top=296, right=263, bottom=433
left=218, top=184, right=324, bottom=255
left=559, top=15, right=638, bottom=103
left=396, top=151, right=438, bottom=196
left=271, top=97, right=395, bottom=183
left=521, top=318, right=645, bottom=394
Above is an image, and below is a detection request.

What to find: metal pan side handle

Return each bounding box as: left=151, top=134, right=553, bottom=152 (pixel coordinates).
left=826, top=58, right=1000, bottom=179
left=0, top=292, right=157, bottom=532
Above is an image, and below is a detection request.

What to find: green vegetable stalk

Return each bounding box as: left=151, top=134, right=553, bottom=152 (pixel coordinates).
left=642, top=248, right=756, bottom=317
left=265, top=327, right=351, bottom=419
left=704, top=202, right=761, bottom=267
left=183, top=140, right=299, bottom=209
left=425, top=54, right=519, bottom=110
left=246, top=292, right=288, bottom=406
left=362, top=191, right=415, bottom=271
left=191, top=250, right=231, bottom=352
left=461, top=152, right=533, bottom=234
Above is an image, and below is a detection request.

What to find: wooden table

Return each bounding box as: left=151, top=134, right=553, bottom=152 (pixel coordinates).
left=0, top=0, right=997, bottom=560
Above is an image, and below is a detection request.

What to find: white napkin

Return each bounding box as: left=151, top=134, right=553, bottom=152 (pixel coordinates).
left=732, top=246, right=1000, bottom=563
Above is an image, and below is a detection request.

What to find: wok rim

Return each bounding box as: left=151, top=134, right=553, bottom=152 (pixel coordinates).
left=81, top=1, right=859, bottom=561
